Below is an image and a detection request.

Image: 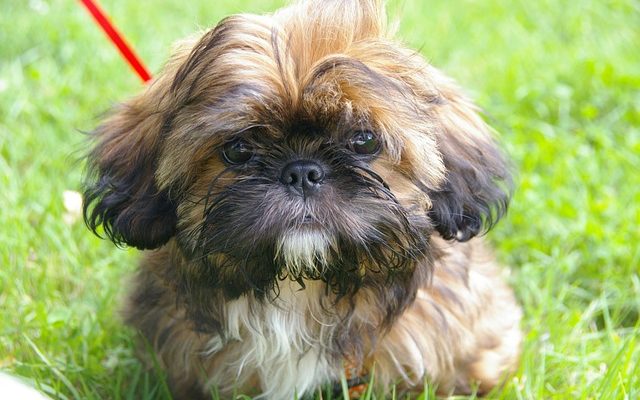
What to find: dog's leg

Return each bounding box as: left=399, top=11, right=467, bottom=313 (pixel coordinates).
left=372, top=239, right=522, bottom=395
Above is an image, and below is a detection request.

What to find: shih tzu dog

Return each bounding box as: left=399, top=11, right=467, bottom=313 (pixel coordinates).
left=83, top=0, right=522, bottom=398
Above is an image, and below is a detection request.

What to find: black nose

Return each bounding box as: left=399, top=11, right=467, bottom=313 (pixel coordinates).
left=280, top=160, right=325, bottom=197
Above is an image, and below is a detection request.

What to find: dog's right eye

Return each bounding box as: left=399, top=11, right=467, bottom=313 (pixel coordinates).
left=222, top=140, right=254, bottom=164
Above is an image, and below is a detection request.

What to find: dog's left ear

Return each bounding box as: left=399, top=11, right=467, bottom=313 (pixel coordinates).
left=427, top=74, right=512, bottom=242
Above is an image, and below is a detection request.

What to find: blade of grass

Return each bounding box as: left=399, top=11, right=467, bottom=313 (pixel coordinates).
left=23, top=334, right=82, bottom=400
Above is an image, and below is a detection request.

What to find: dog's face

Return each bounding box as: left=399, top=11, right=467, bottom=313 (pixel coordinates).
left=84, top=0, right=510, bottom=305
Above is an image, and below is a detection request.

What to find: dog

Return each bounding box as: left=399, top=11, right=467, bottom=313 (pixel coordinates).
left=83, top=0, right=522, bottom=398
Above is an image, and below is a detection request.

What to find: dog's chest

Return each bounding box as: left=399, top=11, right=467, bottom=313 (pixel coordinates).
left=202, top=288, right=337, bottom=398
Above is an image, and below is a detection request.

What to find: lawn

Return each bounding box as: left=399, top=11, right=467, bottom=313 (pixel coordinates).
left=1, top=0, right=638, bottom=398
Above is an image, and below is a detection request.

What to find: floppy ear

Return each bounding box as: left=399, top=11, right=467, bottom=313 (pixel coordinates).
left=83, top=79, right=178, bottom=250
left=428, top=76, right=512, bottom=242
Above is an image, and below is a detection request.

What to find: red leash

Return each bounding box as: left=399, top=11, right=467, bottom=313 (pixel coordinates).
left=79, top=0, right=152, bottom=83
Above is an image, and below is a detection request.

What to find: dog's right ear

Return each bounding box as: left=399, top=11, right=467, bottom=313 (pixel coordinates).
left=83, top=25, right=240, bottom=250
left=83, top=79, right=178, bottom=250
left=80, top=35, right=203, bottom=251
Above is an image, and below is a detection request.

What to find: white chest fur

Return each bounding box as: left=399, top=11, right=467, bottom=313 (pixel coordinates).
left=202, top=282, right=338, bottom=398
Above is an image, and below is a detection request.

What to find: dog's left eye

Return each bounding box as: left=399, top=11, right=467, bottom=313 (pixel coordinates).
left=348, top=131, right=380, bottom=155
left=222, top=140, right=254, bottom=164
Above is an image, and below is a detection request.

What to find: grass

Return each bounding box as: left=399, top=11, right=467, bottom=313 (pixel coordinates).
left=1, top=0, right=638, bottom=398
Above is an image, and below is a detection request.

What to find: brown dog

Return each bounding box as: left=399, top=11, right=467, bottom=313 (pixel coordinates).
left=83, top=0, right=522, bottom=398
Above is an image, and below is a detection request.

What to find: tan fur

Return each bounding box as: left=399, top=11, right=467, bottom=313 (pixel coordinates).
left=372, top=238, right=522, bottom=394
left=84, top=0, right=522, bottom=398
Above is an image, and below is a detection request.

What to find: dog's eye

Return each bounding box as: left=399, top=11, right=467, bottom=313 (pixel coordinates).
left=222, top=140, right=254, bottom=164
left=348, top=131, right=380, bottom=155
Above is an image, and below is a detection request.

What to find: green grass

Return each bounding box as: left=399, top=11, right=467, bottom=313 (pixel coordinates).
left=1, top=0, right=638, bottom=398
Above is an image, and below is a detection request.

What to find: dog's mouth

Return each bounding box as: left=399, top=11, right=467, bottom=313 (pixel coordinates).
left=287, top=205, right=325, bottom=228
left=299, top=214, right=325, bottom=229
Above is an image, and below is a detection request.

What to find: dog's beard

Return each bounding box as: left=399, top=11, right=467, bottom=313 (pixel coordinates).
left=175, top=144, right=431, bottom=302
left=276, top=228, right=334, bottom=277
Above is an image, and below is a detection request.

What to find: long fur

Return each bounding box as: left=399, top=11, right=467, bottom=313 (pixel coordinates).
left=83, top=0, right=521, bottom=398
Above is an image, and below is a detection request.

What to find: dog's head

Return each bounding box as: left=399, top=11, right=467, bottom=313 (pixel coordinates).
left=84, top=0, right=510, bottom=303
